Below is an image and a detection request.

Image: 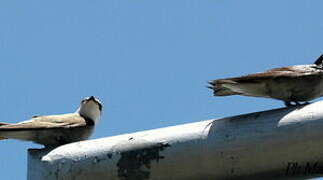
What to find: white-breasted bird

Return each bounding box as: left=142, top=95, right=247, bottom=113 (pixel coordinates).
left=0, top=96, right=102, bottom=147
left=208, top=55, right=323, bottom=107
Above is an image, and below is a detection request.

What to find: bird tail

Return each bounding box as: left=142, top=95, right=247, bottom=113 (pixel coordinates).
left=314, top=54, right=323, bottom=66
left=0, top=122, right=10, bottom=126
left=208, top=79, right=241, bottom=96
left=0, top=122, right=11, bottom=140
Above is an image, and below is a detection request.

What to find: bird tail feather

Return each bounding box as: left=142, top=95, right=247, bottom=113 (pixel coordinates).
left=0, top=122, right=10, bottom=126
left=0, top=122, right=12, bottom=140
left=208, top=80, right=241, bottom=96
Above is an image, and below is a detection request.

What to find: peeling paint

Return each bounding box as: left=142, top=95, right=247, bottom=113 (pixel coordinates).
left=116, top=143, right=170, bottom=180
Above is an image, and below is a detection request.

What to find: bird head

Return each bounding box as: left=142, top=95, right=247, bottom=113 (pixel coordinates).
left=76, top=96, right=102, bottom=123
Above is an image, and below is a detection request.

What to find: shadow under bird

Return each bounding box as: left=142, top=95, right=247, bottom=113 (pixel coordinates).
left=0, top=96, right=102, bottom=147
left=208, top=55, right=323, bottom=107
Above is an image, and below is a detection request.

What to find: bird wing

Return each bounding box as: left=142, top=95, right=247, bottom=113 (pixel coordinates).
left=229, top=65, right=323, bottom=83
left=209, top=65, right=323, bottom=97
left=0, top=113, right=87, bottom=130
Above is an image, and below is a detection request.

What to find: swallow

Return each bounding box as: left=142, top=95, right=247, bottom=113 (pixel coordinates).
left=208, top=54, right=323, bottom=106
left=0, top=96, right=102, bottom=147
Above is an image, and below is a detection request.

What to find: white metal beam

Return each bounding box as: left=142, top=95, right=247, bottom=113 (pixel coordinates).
left=28, top=101, right=323, bottom=180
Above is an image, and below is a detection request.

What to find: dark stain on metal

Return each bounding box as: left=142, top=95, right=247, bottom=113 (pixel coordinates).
left=107, top=153, right=113, bottom=159
left=54, top=166, right=60, bottom=180
left=231, top=168, right=235, bottom=174
left=93, top=155, right=112, bottom=164
left=93, top=157, right=100, bottom=163
left=252, top=113, right=261, bottom=119
left=116, top=142, right=170, bottom=180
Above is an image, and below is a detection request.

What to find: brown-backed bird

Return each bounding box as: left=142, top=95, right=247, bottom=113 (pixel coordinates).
left=208, top=55, right=323, bottom=106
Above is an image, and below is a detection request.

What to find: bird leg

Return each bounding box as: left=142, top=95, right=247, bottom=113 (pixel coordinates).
left=303, top=101, right=310, bottom=105
left=292, top=101, right=301, bottom=106
left=284, top=101, right=293, bottom=107
left=44, top=144, right=58, bottom=149
left=284, top=100, right=300, bottom=107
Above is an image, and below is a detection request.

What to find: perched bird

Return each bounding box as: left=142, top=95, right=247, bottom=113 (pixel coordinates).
left=0, top=96, right=102, bottom=147
left=208, top=55, right=323, bottom=107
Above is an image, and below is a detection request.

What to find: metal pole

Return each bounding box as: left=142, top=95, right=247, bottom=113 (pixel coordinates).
left=28, top=101, right=323, bottom=180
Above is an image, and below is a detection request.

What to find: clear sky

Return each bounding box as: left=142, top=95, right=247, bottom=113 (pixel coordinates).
left=0, top=0, right=323, bottom=179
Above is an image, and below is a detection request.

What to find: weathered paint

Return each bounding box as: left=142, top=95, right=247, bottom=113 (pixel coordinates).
left=28, top=101, right=323, bottom=180
left=117, top=143, right=170, bottom=180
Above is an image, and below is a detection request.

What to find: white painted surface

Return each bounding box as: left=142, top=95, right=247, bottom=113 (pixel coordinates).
left=28, top=101, right=323, bottom=180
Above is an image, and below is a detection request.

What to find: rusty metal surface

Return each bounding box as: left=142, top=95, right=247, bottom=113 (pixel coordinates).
left=28, top=101, right=323, bottom=180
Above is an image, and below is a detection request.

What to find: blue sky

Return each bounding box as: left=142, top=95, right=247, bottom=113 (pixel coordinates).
left=1, top=1, right=323, bottom=179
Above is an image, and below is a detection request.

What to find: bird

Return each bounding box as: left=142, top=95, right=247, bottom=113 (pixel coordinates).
left=0, top=96, right=102, bottom=147
left=208, top=54, right=323, bottom=107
